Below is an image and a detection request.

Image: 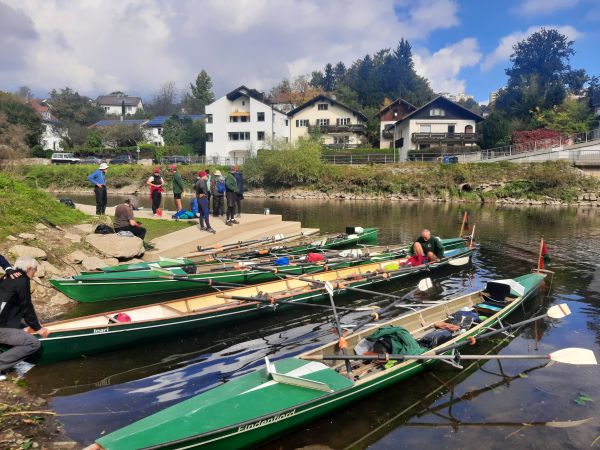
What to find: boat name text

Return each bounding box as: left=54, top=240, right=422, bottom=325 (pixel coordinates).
left=238, top=410, right=296, bottom=432
left=93, top=328, right=109, bottom=334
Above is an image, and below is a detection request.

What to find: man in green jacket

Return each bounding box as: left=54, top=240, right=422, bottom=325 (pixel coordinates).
left=411, top=229, right=444, bottom=262
left=170, top=164, right=185, bottom=212
left=224, top=167, right=239, bottom=226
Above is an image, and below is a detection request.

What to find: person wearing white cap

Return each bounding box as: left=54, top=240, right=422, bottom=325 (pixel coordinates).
left=87, top=162, right=109, bottom=215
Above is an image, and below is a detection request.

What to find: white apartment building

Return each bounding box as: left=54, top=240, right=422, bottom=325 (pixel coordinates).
left=288, top=95, right=367, bottom=148
left=205, top=86, right=289, bottom=162
left=391, top=96, right=483, bottom=161
left=96, top=93, right=144, bottom=116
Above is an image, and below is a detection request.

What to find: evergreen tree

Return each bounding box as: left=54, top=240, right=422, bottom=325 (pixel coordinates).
left=322, top=63, right=335, bottom=92
left=182, top=70, right=215, bottom=113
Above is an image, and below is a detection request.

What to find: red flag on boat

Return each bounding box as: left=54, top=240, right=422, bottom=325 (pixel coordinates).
left=538, top=241, right=550, bottom=269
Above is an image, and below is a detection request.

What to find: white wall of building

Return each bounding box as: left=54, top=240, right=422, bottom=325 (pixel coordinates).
left=205, top=94, right=289, bottom=162
left=100, top=101, right=143, bottom=116
left=144, top=127, right=163, bottom=146
left=40, top=123, right=67, bottom=151
left=393, top=118, right=478, bottom=160
left=289, top=100, right=365, bottom=146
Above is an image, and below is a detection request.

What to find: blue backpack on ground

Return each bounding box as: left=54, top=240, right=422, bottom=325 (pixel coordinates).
left=274, top=257, right=289, bottom=266
left=216, top=179, right=226, bottom=194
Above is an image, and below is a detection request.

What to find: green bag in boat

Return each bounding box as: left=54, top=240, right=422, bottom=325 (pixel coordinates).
left=366, top=326, right=427, bottom=356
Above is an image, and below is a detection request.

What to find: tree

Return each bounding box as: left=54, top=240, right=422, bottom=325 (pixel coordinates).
left=162, top=115, right=206, bottom=154
left=48, top=87, right=104, bottom=126
left=457, top=97, right=482, bottom=115
left=0, top=91, right=43, bottom=149
left=496, top=28, right=577, bottom=120
left=322, top=63, right=335, bottom=92
left=479, top=112, right=511, bottom=149
left=532, top=98, right=596, bottom=134
left=333, top=62, right=346, bottom=87
left=564, top=69, right=589, bottom=96
left=15, top=86, right=33, bottom=101
left=310, top=70, right=324, bottom=89
left=86, top=129, right=103, bottom=148
left=149, top=81, right=179, bottom=115
left=98, top=124, right=144, bottom=148
left=182, top=70, right=215, bottom=113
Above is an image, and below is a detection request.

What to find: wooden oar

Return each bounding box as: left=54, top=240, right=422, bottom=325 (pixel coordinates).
left=253, top=252, right=470, bottom=304
left=304, top=347, right=597, bottom=366
left=218, top=293, right=380, bottom=313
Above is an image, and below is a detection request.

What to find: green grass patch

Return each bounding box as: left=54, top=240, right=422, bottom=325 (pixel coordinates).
left=130, top=218, right=196, bottom=241
left=0, top=172, right=87, bottom=239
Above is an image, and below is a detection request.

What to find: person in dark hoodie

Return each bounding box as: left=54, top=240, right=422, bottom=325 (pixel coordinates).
left=0, top=257, right=49, bottom=379
left=194, top=171, right=216, bottom=234
left=233, top=165, right=244, bottom=218
left=224, top=167, right=239, bottom=226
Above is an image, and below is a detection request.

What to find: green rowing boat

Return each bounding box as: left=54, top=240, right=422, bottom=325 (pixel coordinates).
left=50, top=237, right=468, bottom=303
left=88, top=272, right=546, bottom=450
left=9, top=247, right=473, bottom=365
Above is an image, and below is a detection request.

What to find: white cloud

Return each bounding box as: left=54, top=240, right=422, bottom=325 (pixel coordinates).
left=1, top=0, right=461, bottom=99
left=516, top=0, right=578, bottom=16
left=413, top=38, right=482, bottom=94
left=481, top=25, right=582, bottom=71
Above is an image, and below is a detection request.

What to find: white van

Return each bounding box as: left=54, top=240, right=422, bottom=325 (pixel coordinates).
left=51, top=152, right=80, bottom=164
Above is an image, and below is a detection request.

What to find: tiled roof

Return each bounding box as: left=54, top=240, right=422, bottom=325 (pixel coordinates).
left=287, top=94, right=368, bottom=121
left=96, top=95, right=143, bottom=107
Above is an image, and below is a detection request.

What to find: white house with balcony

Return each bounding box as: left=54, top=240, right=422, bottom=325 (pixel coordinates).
left=391, top=96, right=483, bottom=161
left=96, top=93, right=144, bottom=116
left=205, top=86, right=289, bottom=162
left=287, top=95, right=367, bottom=148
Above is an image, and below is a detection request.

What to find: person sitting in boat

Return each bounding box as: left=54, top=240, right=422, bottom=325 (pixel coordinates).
left=411, top=229, right=444, bottom=263
left=0, top=257, right=50, bottom=380
left=114, top=198, right=147, bottom=240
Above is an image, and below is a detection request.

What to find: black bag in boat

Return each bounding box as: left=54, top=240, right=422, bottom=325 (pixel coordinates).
left=94, top=224, right=115, bottom=234
left=419, top=329, right=453, bottom=349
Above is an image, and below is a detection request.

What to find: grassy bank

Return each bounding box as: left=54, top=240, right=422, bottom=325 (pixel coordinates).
left=0, top=173, right=87, bottom=238
left=7, top=153, right=600, bottom=203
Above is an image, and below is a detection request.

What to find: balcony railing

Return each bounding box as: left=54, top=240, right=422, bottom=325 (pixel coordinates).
left=309, top=123, right=366, bottom=134
left=412, top=132, right=478, bottom=143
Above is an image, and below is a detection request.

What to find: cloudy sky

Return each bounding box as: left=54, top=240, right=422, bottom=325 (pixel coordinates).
left=1, top=0, right=598, bottom=103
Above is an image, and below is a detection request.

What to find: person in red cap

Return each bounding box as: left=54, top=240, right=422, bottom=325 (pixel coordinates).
left=169, top=164, right=184, bottom=212
left=194, top=171, right=215, bottom=233
left=146, top=167, right=164, bottom=216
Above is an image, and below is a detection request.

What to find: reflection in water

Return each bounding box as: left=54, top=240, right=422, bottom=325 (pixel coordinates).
left=43, top=197, right=600, bottom=448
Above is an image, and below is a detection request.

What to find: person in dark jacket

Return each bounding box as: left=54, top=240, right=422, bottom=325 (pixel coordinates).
left=224, top=167, right=239, bottom=226
left=194, top=171, right=215, bottom=233
left=211, top=170, right=226, bottom=217
left=170, top=164, right=185, bottom=212
left=0, top=257, right=49, bottom=377
left=87, top=162, right=108, bottom=215
left=411, top=229, right=445, bottom=262
left=233, top=165, right=244, bottom=218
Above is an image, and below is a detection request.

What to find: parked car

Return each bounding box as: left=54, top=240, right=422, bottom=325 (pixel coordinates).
left=109, top=154, right=135, bottom=165
left=438, top=155, right=459, bottom=165
left=51, top=152, right=80, bottom=164
left=79, top=156, right=103, bottom=165
left=163, top=155, right=191, bottom=165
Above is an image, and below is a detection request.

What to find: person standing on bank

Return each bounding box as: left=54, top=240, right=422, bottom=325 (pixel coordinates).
left=0, top=257, right=50, bottom=380
left=211, top=170, right=226, bottom=217
left=146, top=167, right=164, bottom=217
left=113, top=198, right=147, bottom=240
left=87, top=162, right=108, bottom=215
left=233, top=165, right=244, bottom=218
left=194, top=171, right=216, bottom=233
left=205, top=169, right=212, bottom=214
left=225, top=167, right=239, bottom=226
left=170, top=164, right=185, bottom=212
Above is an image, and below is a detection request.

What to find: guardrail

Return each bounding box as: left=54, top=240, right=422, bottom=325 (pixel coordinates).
left=159, top=156, right=248, bottom=166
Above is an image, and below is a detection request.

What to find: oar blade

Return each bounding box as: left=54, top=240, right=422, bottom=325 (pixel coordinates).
left=417, top=278, right=433, bottom=291
left=549, top=348, right=597, bottom=365
left=547, top=303, right=571, bottom=319
left=448, top=256, right=471, bottom=266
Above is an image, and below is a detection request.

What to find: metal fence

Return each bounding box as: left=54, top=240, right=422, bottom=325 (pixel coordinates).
left=159, top=155, right=248, bottom=166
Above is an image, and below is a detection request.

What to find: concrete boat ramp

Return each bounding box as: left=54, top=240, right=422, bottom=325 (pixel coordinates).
left=74, top=203, right=319, bottom=260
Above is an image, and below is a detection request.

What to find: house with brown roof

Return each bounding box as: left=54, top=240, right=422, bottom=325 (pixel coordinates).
left=29, top=99, right=68, bottom=151
left=378, top=98, right=416, bottom=149
left=287, top=95, right=368, bottom=148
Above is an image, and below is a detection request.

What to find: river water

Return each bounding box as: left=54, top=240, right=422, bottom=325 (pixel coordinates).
left=34, top=196, right=600, bottom=449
